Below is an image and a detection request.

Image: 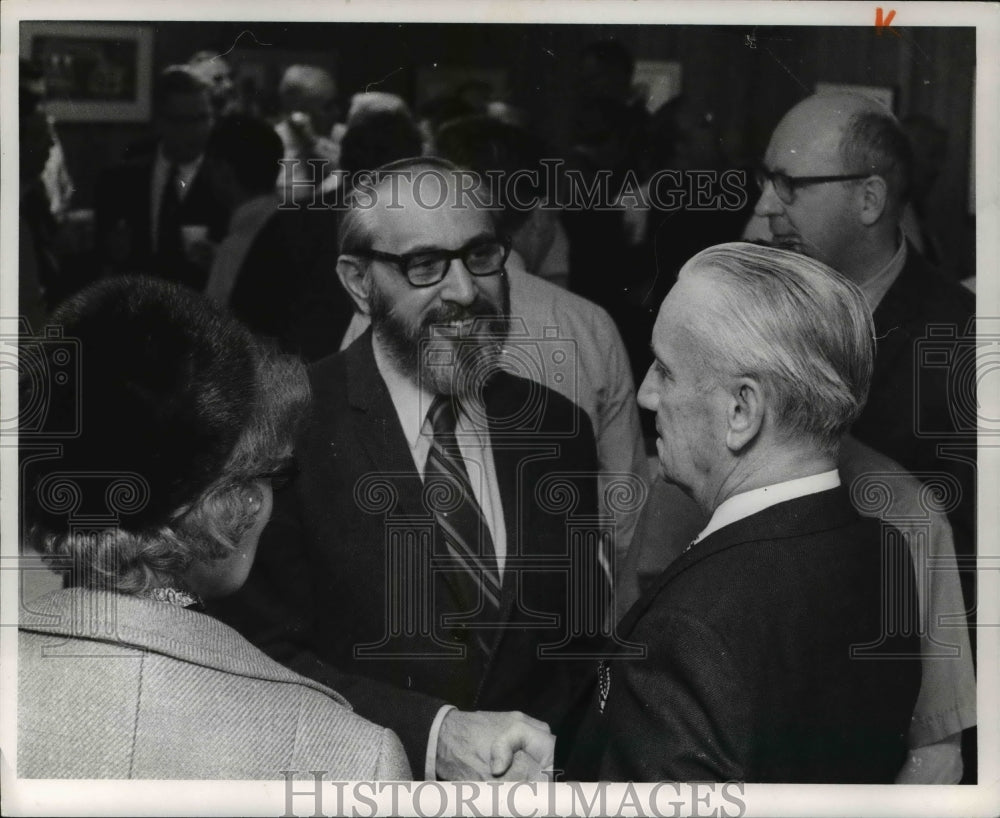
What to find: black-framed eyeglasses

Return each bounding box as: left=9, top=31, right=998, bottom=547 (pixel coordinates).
left=352, top=236, right=511, bottom=288
left=754, top=167, right=872, bottom=205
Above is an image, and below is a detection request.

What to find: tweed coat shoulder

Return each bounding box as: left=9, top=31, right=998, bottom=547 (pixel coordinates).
left=18, top=588, right=411, bottom=780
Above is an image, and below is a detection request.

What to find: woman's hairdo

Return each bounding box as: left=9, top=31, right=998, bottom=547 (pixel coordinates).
left=21, top=276, right=309, bottom=593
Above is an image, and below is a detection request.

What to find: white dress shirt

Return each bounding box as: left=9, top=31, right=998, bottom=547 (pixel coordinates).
left=858, top=232, right=907, bottom=312
left=692, top=470, right=841, bottom=547
left=371, top=332, right=508, bottom=780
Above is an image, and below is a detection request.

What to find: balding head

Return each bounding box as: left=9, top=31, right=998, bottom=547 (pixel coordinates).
left=755, top=93, right=912, bottom=283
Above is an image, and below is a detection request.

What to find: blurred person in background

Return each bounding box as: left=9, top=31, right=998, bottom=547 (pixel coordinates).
left=274, top=64, right=341, bottom=204
left=188, top=50, right=239, bottom=117
left=434, top=115, right=649, bottom=568
left=19, top=59, right=57, bottom=328
left=95, top=65, right=231, bottom=290
left=206, top=113, right=353, bottom=360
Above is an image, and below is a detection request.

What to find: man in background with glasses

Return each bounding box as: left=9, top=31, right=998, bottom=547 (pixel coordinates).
left=748, top=92, right=976, bottom=782
left=213, top=158, right=608, bottom=783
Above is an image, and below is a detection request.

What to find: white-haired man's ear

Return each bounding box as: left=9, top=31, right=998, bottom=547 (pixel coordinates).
left=725, top=379, right=765, bottom=453
left=336, top=256, right=373, bottom=316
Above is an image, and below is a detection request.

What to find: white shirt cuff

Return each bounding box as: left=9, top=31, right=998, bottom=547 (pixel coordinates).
left=424, top=704, right=457, bottom=780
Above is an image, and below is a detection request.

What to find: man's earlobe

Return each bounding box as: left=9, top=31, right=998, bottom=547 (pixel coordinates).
left=726, top=380, right=764, bottom=452
left=336, top=256, right=372, bottom=316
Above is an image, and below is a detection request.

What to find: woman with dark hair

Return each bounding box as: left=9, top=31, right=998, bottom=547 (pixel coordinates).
left=18, top=276, right=411, bottom=780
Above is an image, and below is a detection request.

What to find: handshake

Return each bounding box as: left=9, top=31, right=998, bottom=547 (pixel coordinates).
left=436, top=709, right=556, bottom=782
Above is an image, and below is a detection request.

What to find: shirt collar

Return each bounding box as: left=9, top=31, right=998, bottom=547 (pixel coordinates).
left=693, top=469, right=841, bottom=546
left=858, top=231, right=907, bottom=312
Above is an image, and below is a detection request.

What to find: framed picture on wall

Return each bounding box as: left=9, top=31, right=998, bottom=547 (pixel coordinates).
left=20, top=22, right=154, bottom=122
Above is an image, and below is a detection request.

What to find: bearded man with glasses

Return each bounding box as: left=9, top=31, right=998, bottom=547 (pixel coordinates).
left=212, top=158, right=607, bottom=783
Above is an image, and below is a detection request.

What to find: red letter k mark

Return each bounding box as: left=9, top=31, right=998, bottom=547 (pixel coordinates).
left=875, top=8, right=900, bottom=37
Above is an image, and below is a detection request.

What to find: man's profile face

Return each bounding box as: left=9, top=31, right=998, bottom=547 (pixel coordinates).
left=753, top=108, right=860, bottom=275
left=158, top=89, right=214, bottom=164
left=637, top=275, right=725, bottom=500
left=365, top=173, right=510, bottom=398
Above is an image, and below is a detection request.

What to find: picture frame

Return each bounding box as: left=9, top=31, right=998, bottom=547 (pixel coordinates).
left=19, top=22, right=153, bottom=122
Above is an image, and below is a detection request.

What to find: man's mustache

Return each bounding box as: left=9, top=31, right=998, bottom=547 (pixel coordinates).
left=423, top=302, right=507, bottom=331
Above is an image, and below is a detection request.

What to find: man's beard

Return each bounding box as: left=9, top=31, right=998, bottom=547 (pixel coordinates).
left=370, top=273, right=511, bottom=399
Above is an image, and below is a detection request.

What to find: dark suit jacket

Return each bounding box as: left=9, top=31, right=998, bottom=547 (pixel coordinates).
left=228, top=207, right=354, bottom=362
left=853, top=246, right=976, bottom=615
left=212, top=331, right=604, bottom=770
left=569, top=488, right=921, bottom=783
left=95, top=152, right=230, bottom=290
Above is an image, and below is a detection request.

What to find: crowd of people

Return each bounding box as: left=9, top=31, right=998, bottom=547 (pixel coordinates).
left=17, top=37, right=977, bottom=785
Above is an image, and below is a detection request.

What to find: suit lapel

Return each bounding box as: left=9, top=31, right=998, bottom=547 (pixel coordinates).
left=483, top=373, right=541, bottom=620
left=341, top=329, right=430, bottom=521
left=340, top=331, right=483, bottom=620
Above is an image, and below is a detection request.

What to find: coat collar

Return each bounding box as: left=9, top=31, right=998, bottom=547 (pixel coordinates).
left=617, top=486, right=858, bottom=637
left=20, top=587, right=351, bottom=706
left=872, top=241, right=935, bottom=339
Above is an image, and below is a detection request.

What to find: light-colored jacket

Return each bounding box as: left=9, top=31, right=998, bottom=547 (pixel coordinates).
left=18, top=588, right=411, bottom=779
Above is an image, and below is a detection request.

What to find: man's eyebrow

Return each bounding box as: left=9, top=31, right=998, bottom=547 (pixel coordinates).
left=648, top=344, right=670, bottom=371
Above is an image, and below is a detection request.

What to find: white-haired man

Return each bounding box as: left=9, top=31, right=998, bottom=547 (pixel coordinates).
left=569, top=242, right=921, bottom=783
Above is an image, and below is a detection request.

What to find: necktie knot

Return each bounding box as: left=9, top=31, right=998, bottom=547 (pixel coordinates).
left=428, top=395, right=460, bottom=439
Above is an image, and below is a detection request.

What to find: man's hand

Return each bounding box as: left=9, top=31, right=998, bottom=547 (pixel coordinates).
left=436, top=710, right=555, bottom=781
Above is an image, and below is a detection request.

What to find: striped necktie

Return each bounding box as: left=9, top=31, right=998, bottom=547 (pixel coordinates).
left=424, top=395, right=502, bottom=615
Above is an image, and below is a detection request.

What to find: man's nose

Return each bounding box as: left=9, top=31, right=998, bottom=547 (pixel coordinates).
left=438, top=258, right=477, bottom=306
left=753, top=180, right=785, bottom=218
left=636, top=366, right=657, bottom=412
